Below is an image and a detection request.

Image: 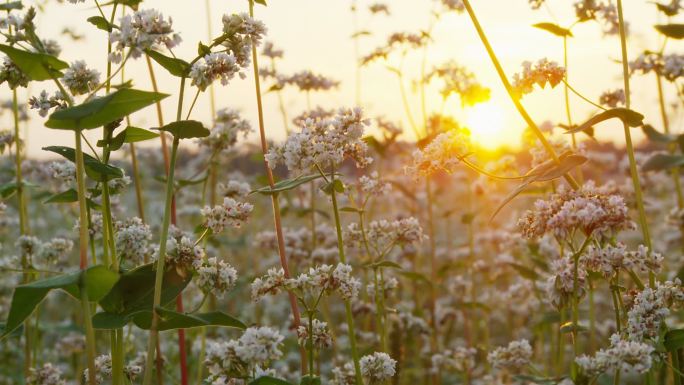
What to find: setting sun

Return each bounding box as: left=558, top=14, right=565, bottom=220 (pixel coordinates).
left=464, top=102, right=509, bottom=150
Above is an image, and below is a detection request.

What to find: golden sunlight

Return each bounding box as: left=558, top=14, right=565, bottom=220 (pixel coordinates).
left=464, top=102, right=509, bottom=150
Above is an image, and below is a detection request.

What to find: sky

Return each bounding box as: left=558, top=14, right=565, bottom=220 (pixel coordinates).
left=5, top=0, right=684, bottom=157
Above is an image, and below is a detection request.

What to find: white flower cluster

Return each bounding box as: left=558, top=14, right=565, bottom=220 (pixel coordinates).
left=218, top=180, right=251, bottom=199
left=277, top=70, right=339, bottom=92
left=109, top=9, right=181, bottom=63
left=511, top=58, right=566, bottom=98
left=28, top=90, right=67, bottom=117
left=0, top=56, right=29, bottom=89
left=331, top=363, right=356, bottom=385
left=254, top=224, right=338, bottom=265
left=55, top=332, right=86, bottom=354
left=359, top=171, right=392, bottom=196
left=440, top=0, right=464, bottom=12
left=198, top=108, right=252, bottom=151
left=49, top=160, right=76, bottom=184
left=407, top=129, right=471, bottom=177
left=40, top=237, right=74, bottom=266
left=599, top=88, right=625, bottom=108
left=630, top=52, right=684, bottom=82
left=347, top=217, right=425, bottom=252
left=164, top=235, right=204, bottom=269
left=201, top=197, right=253, bottom=234
left=431, top=346, right=477, bottom=373
left=62, top=60, right=100, bottom=96
left=297, top=318, right=333, bottom=349
left=83, top=354, right=112, bottom=384
left=366, top=276, right=398, bottom=298
left=204, top=327, right=283, bottom=383
left=251, top=263, right=361, bottom=302
left=573, top=0, right=622, bottom=35
left=261, top=41, right=283, bottom=59
left=221, top=13, right=267, bottom=68
left=581, top=243, right=662, bottom=278
left=362, top=32, right=430, bottom=65
left=360, top=352, right=397, bottom=384
left=27, top=363, right=66, bottom=385
left=517, top=182, right=633, bottom=239
left=266, top=107, right=372, bottom=174
left=626, top=280, right=684, bottom=341
left=576, top=333, right=654, bottom=376
left=193, top=257, right=238, bottom=298
left=115, top=217, right=151, bottom=265
left=545, top=255, right=587, bottom=308
left=190, top=53, right=240, bottom=92
left=487, top=339, right=533, bottom=371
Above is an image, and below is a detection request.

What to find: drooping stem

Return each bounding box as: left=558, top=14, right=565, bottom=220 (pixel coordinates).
left=615, top=0, right=654, bottom=287
left=461, top=0, right=579, bottom=190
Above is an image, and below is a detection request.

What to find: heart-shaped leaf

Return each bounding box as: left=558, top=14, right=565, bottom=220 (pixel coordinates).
left=130, top=307, right=246, bottom=331
left=564, top=108, right=644, bottom=134
left=0, top=44, right=68, bottom=81
left=157, top=120, right=210, bottom=139
left=97, top=126, right=159, bottom=151
left=86, top=16, right=113, bottom=32
left=655, top=24, right=684, bottom=39
left=43, top=146, right=124, bottom=181
left=252, top=174, right=335, bottom=195
left=146, top=50, right=191, bottom=77
left=533, top=22, right=573, bottom=37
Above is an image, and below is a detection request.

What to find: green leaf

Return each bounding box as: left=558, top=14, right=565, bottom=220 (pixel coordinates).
left=0, top=181, right=37, bottom=199
left=642, top=153, right=684, bottom=172
left=366, top=260, right=403, bottom=270
left=560, top=321, right=588, bottom=334
left=1, top=266, right=118, bottom=338
left=0, top=1, right=23, bottom=11
left=642, top=124, right=678, bottom=143
left=508, top=263, right=539, bottom=281
left=339, top=206, right=363, bottom=213
left=86, top=16, right=113, bottom=31
left=253, top=174, right=334, bottom=195
left=98, top=263, right=191, bottom=318
left=45, top=89, right=168, bottom=130
left=655, top=3, right=680, bottom=16
left=253, top=0, right=268, bottom=5
left=532, top=22, right=573, bottom=37
left=655, top=24, right=684, bottom=39
left=320, top=179, right=345, bottom=195
left=44, top=189, right=78, bottom=203
left=0, top=44, right=68, bottom=81
left=491, top=152, right=587, bottom=219
left=664, top=329, right=684, bottom=351
left=300, top=376, right=321, bottom=385
left=146, top=50, right=191, bottom=77
left=564, top=108, right=644, bottom=134
left=399, top=271, right=432, bottom=285
left=97, top=126, right=159, bottom=151
left=131, top=307, right=246, bottom=331
left=197, top=42, right=212, bottom=57
left=249, top=376, right=293, bottom=385
left=157, top=120, right=210, bottom=139
left=43, top=146, right=124, bottom=181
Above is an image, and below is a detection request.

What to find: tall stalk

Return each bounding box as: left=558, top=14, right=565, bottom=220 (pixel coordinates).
left=615, top=0, right=654, bottom=287
left=247, top=0, right=305, bottom=372
left=461, top=0, right=579, bottom=190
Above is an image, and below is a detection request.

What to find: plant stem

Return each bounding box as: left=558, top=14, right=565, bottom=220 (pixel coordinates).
left=461, top=0, right=579, bottom=190
left=615, top=0, right=654, bottom=287
left=248, top=0, right=305, bottom=372
left=329, top=166, right=364, bottom=385
left=563, top=36, right=583, bottom=183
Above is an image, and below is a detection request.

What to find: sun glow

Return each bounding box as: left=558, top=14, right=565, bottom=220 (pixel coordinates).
left=464, top=102, right=510, bottom=151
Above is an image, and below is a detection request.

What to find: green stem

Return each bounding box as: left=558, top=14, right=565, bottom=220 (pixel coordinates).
left=615, top=0, right=654, bottom=287
left=329, top=165, right=363, bottom=385
left=461, top=0, right=579, bottom=190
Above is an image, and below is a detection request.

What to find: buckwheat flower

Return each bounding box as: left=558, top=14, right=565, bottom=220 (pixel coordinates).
left=599, top=89, right=625, bottom=107
left=288, top=263, right=362, bottom=300
left=56, top=332, right=86, bottom=355
left=431, top=347, right=477, bottom=373
left=331, top=363, right=356, bottom=385
left=251, top=267, right=287, bottom=301
left=198, top=108, right=251, bottom=150
left=234, top=326, right=284, bottom=365
left=331, top=263, right=362, bottom=300
left=297, top=318, right=333, bottom=348
left=360, top=352, right=397, bottom=384
left=281, top=70, right=339, bottom=92
left=29, top=90, right=68, bottom=117
left=164, top=236, right=204, bottom=270
left=425, top=61, right=490, bottom=106
left=261, top=41, right=283, bottom=59
left=266, top=107, right=372, bottom=174
left=124, top=352, right=146, bottom=382
left=369, top=3, right=390, bottom=14
left=62, top=60, right=100, bottom=95
left=440, top=0, right=464, bottom=12
left=109, top=9, right=181, bottom=63
left=576, top=334, right=654, bottom=376
left=407, top=129, right=470, bottom=177
left=581, top=243, right=662, bottom=278
left=49, top=160, right=76, bottom=183
left=38, top=237, right=73, bottom=266
left=42, top=39, right=62, bottom=56
left=292, top=106, right=335, bottom=126
left=545, top=255, right=587, bottom=308
left=221, top=13, right=267, bottom=68
left=83, top=354, right=112, bottom=384
left=626, top=280, right=684, bottom=341
left=396, top=310, right=430, bottom=334
left=511, top=58, right=565, bottom=98
left=662, top=54, right=684, bottom=81
left=632, top=52, right=684, bottom=82
left=367, top=277, right=398, bottom=298
left=0, top=57, right=29, bottom=89
left=27, top=363, right=66, bottom=385
left=16, top=235, right=42, bottom=257
left=487, top=339, right=533, bottom=371
left=75, top=212, right=103, bottom=237
left=218, top=180, right=251, bottom=198
left=190, top=52, right=240, bottom=91
left=193, top=257, right=238, bottom=298
left=517, top=182, right=634, bottom=239
left=359, top=171, right=392, bottom=196
left=201, top=197, right=253, bottom=234
left=115, top=217, right=151, bottom=265
left=107, top=174, right=131, bottom=195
